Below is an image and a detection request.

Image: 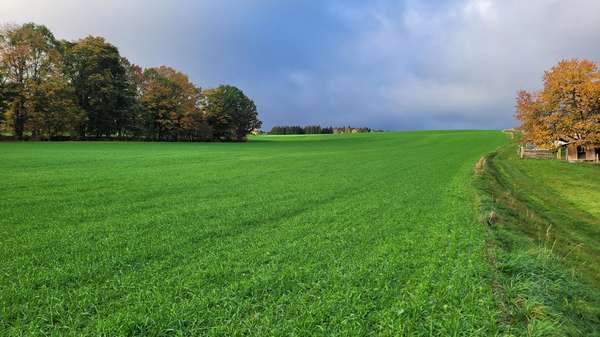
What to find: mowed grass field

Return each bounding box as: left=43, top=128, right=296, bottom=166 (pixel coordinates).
left=0, top=131, right=510, bottom=336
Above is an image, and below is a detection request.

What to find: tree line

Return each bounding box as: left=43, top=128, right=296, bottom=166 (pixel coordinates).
left=516, top=59, right=600, bottom=147
left=0, top=23, right=261, bottom=141
left=269, top=125, right=371, bottom=135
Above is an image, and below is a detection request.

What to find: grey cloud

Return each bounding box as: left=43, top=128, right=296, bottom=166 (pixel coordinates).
left=2, top=0, right=600, bottom=130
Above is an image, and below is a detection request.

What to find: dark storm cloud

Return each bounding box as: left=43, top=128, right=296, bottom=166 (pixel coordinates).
left=2, top=0, right=600, bottom=130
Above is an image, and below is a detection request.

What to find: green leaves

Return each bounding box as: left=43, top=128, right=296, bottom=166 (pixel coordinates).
left=64, top=36, right=134, bottom=137
left=25, top=66, right=84, bottom=138
left=139, top=66, right=208, bottom=141
left=0, top=23, right=61, bottom=138
left=203, top=85, right=261, bottom=141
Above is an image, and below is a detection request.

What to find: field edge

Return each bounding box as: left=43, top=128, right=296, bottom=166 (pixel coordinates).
left=474, top=142, right=600, bottom=336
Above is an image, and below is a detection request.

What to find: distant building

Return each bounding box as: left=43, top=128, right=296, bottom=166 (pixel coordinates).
left=520, top=142, right=600, bottom=163
left=332, top=127, right=370, bottom=134
left=561, top=143, right=600, bottom=162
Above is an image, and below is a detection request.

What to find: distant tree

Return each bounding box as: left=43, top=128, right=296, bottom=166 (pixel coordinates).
left=140, top=67, right=181, bottom=139
left=24, top=66, right=85, bottom=138
left=203, top=85, right=261, bottom=141
left=0, top=63, right=7, bottom=126
left=140, top=66, right=207, bottom=140
left=515, top=91, right=548, bottom=146
left=121, top=59, right=145, bottom=138
left=0, top=23, right=60, bottom=138
left=64, top=36, right=135, bottom=137
left=270, top=125, right=344, bottom=135
left=321, top=126, right=333, bottom=134
left=156, top=67, right=207, bottom=140
left=291, top=126, right=303, bottom=134
left=516, top=59, right=600, bottom=147
left=269, top=125, right=307, bottom=135
left=303, top=125, right=322, bottom=134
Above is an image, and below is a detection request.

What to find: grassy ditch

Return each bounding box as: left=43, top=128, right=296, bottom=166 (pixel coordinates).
left=476, top=140, right=600, bottom=336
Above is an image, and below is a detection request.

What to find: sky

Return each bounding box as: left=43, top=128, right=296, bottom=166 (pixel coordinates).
left=2, top=0, right=600, bottom=130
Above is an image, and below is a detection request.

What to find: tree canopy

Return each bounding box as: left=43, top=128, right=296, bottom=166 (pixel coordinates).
left=203, top=85, right=261, bottom=141
left=0, top=23, right=60, bottom=137
left=140, top=66, right=208, bottom=140
left=516, top=59, right=600, bottom=147
left=64, top=36, right=135, bottom=137
left=0, top=23, right=261, bottom=141
left=269, top=125, right=370, bottom=135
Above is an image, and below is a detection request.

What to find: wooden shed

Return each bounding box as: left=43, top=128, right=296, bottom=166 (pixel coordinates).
left=563, top=144, right=600, bottom=162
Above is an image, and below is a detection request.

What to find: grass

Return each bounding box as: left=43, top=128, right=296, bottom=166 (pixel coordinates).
left=0, top=131, right=510, bottom=336
left=476, top=137, right=600, bottom=336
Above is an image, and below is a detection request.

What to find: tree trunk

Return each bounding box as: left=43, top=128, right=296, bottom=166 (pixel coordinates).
left=13, top=99, right=25, bottom=139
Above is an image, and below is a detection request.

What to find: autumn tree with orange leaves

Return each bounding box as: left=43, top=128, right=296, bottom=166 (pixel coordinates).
left=516, top=59, right=600, bottom=148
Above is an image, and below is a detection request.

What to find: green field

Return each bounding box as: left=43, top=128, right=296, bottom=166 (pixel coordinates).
left=0, top=130, right=569, bottom=336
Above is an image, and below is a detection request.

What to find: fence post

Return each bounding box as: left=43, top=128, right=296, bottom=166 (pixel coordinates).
left=519, top=146, right=524, bottom=159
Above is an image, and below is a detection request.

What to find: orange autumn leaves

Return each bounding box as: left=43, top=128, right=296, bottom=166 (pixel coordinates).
left=516, top=59, right=600, bottom=148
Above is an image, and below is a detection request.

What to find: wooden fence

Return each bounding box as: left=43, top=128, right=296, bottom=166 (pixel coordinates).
left=519, top=146, right=555, bottom=160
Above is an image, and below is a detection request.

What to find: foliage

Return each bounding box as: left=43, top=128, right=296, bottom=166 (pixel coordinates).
left=140, top=66, right=209, bottom=141
left=203, top=85, right=261, bottom=141
left=122, top=59, right=145, bottom=137
left=269, top=125, right=371, bottom=135
left=64, top=36, right=136, bottom=137
left=0, top=23, right=261, bottom=142
left=303, top=125, right=324, bottom=134
left=269, top=125, right=333, bottom=135
left=0, top=63, right=7, bottom=124
left=24, top=67, right=85, bottom=138
left=1, top=131, right=512, bottom=336
left=269, top=125, right=307, bottom=135
left=516, top=59, right=600, bottom=147
left=0, top=23, right=60, bottom=138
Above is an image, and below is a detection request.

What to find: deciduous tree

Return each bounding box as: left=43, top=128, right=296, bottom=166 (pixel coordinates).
left=203, top=85, right=261, bottom=141
left=516, top=59, right=600, bottom=147
left=64, top=36, right=135, bottom=137
left=0, top=23, right=59, bottom=138
left=140, top=66, right=207, bottom=140
left=25, top=67, right=84, bottom=138
left=0, top=23, right=262, bottom=142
